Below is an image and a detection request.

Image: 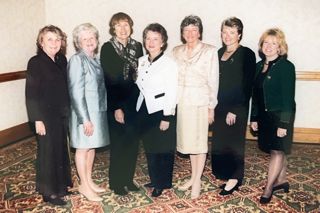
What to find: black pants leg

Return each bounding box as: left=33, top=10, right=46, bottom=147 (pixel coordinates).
left=108, top=112, right=139, bottom=189
left=146, top=152, right=174, bottom=189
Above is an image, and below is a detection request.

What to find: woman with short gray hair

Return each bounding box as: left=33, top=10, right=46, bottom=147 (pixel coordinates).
left=68, top=23, right=109, bottom=202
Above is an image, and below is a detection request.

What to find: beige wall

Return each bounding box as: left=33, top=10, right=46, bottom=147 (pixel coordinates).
left=0, top=0, right=45, bottom=130
left=0, top=0, right=319, bottom=130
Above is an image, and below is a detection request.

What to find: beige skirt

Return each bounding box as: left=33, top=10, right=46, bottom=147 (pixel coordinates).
left=177, top=104, right=209, bottom=154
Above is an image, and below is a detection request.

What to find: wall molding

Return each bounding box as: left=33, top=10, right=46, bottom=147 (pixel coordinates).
left=245, top=127, right=320, bottom=144
left=296, top=71, right=320, bottom=81
left=0, top=122, right=34, bottom=147
left=1, top=124, right=320, bottom=147
left=0, top=70, right=320, bottom=83
left=0, top=71, right=26, bottom=83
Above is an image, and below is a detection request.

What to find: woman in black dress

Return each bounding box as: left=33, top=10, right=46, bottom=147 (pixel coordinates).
left=251, top=28, right=295, bottom=204
left=100, top=12, right=143, bottom=195
left=25, top=25, right=72, bottom=205
left=211, top=17, right=256, bottom=195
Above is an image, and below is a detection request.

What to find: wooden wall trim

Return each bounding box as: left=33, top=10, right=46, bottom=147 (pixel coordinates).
left=0, top=70, right=319, bottom=83
left=296, top=71, right=320, bottom=81
left=0, top=122, right=34, bottom=147
left=0, top=71, right=26, bottom=83
left=245, top=127, right=320, bottom=144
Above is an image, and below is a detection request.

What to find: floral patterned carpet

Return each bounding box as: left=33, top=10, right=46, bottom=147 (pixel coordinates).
left=0, top=137, right=319, bottom=212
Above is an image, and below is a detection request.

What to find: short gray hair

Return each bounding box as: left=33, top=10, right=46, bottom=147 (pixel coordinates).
left=72, top=23, right=99, bottom=53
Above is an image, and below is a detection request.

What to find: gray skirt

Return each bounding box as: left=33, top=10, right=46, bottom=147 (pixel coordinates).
left=69, top=110, right=110, bottom=149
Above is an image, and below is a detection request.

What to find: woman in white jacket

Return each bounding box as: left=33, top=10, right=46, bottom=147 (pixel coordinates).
left=136, top=23, right=178, bottom=197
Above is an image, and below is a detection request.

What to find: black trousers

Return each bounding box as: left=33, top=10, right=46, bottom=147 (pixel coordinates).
left=146, top=153, right=174, bottom=189
left=137, top=102, right=176, bottom=189
left=108, top=110, right=139, bottom=189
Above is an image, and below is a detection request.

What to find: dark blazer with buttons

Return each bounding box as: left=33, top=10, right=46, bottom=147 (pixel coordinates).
left=26, top=49, right=69, bottom=123
left=251, top=56, right=296, bottom=128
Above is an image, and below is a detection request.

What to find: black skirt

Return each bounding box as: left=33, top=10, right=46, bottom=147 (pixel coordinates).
left=257, top=111, right=294, bottom=154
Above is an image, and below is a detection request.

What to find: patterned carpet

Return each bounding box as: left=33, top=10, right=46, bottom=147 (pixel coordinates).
left=0, top=137, right=319, bottom=212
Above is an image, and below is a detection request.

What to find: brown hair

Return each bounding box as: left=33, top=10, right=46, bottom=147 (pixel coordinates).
left=36, top=25, right=67, bottom=55
left=221, top=17, right=243, bottom=41
left=108, top=12, right=134, bottom=36
left=143, top=23, right=168, bottom=52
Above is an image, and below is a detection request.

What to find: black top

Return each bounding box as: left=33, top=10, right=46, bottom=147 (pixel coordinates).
left=25, top=49, right=69, bottom=121
left=100, top=41, right=143, bottom=112
left=216, top=46, right=256, bottom=114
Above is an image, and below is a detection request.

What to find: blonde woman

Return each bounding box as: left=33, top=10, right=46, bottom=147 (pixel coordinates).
left=250, top=28, right=295, bottom=204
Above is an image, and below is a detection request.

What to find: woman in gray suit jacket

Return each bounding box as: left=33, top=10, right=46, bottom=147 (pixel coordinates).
left=68, top=23, right=110, bottom=202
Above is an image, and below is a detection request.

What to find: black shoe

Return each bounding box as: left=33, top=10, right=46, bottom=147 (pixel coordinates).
left=144, top=182, right=155, bottom=188
left=219, top=183, right=240, bottom=196
left=43, top=195, right=66, bottom=206
left=260, top=194, right=272, bottom=204
left=219, top=184, right=226, bottom=189
left=127, top=183, right=140, bottom=191
left=58, top=190, right=76, bottom=197
left=273, top=182, right=289, bottom=193
left=114, top=187, right=128, bottom=196
left=151, top=188, right=163, bottom=197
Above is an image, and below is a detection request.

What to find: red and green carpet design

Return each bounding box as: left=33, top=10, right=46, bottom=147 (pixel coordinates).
left=0, top=137, right=319, bottom=212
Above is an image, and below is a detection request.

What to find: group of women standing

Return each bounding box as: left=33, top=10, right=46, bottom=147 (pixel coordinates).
left=25, top=12, right=295, bottom=206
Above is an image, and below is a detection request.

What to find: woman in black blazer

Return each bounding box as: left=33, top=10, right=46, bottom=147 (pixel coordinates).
left=100, top=12, right=143, bottom=195
left=25, top=25, right=72, bottom=206
left=251, top=28, right=296, bottom=204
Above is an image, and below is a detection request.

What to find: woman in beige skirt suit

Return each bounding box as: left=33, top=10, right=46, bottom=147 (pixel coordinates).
left=172, top=15, right=219, bottom=199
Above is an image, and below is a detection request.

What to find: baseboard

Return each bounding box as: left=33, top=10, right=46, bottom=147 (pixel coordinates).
left=245, top=126, right=320, bottom=144
left=0, top=122, right=34, bottom=147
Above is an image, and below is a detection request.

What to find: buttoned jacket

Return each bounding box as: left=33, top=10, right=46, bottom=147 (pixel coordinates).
left=136, top=54, right=178, bottom=116
left=172, top=42, right=219, bottom=109
left=67, top=51, right=107, bottom=124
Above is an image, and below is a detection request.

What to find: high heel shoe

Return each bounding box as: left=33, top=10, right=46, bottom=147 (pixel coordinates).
left=219, top=182, right=240, bottom=196
left=178, top=180, right=193, bottom=191
left=191, top=181, right=201, bottom=199
left=78, top=186, right=103, bottom=202
left=273, top=182, right=289, bottom=193
left=260, top=194, right=273, bottom=204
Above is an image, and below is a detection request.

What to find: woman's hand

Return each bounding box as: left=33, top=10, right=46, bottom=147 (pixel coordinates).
left=277, top=128, right=287, bottom=138
left=83, top=121, right=94, bottom=136
left=226, top=112, right=236, bottom=126
left=208, top=109, right=214, bottom=124
left=35, top=121, right=46, bottom=136
left=114, top=109, right=125, bottom=124
left=159, top=120, right=170, bottom=131
left=250, top=122, right=258, bottom=131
